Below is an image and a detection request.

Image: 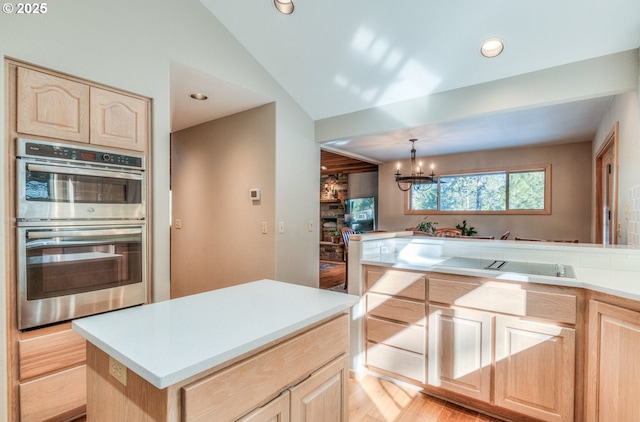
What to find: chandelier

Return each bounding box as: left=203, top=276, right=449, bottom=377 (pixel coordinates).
left=395, top=139, right=437, bottom=192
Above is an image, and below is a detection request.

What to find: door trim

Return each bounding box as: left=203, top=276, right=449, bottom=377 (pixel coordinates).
left=595, top=122, right=618, bottom=244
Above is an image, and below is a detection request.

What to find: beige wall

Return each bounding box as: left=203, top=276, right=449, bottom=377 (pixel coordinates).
left=170, top=104, right=276, bottom=297
left=378, top=141, right=593, bottom=242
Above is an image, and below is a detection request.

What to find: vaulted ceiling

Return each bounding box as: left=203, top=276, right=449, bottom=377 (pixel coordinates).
left=171, top=0, right=640, bottom=166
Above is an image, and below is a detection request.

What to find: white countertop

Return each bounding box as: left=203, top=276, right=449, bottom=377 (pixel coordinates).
left=357, top=235, right=640, bottom=301
left=72, top=279, right=359, bottom=389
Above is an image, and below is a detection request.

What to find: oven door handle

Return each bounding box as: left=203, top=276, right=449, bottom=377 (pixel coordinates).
left=27, top=227, right=143, bottom=239
left=26, top=162, right=143, bottom=180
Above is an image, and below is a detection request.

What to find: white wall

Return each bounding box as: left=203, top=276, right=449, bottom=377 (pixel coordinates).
left=0, top=0, right=316, bottom=417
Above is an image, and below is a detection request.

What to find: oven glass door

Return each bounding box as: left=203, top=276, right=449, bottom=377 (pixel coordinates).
left=17, top=160, right=144, bottom=220
left=18, top=225, right=146, bottom=329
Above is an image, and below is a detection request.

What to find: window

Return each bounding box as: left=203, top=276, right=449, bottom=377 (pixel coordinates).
left=407, top=165, right=550, bottom=215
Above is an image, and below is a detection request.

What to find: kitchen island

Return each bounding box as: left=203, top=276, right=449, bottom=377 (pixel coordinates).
left=72, top=279, right=359, bottom=422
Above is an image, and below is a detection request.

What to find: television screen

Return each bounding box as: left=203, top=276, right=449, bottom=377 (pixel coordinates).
left=344, top=197, right=376, bottom=232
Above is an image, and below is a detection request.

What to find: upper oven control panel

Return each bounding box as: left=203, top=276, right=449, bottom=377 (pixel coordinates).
left=16, top=138, right=145, bottom=170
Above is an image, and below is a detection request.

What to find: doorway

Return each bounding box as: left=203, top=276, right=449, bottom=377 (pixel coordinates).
left=595, top=122, right=618, bottom=244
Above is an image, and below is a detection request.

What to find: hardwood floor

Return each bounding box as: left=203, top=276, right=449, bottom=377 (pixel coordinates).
left=320, top=260, right=346, bottom=289
left=349, top=375, right=505, bottom=422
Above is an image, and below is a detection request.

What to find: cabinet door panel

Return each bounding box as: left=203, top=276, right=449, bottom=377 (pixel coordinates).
left=587, top=301, right=640, bottom=422
left=90, top=87, right=148, bottom=151
left=495, top=316, right=575, bottom=422
left=290, top=355, right=348, bottom=422
left=428, top=304, right=491, bottom=402
left=17, top=67, right=89, bottom=142
left=236, top=391, right=290, bottom=422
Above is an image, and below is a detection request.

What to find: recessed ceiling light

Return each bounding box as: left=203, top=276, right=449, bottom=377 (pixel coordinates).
left=480, top=38, right=504, bottom=58
left=190, top=93, right=208, bottom=100
left=274, top=0, right=294, bottom=14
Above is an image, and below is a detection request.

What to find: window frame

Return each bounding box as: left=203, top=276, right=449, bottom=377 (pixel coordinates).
left=404, top=164, right=551, bottom=215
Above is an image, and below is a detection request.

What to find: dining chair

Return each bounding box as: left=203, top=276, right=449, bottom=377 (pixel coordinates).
left=340, top=227, right=356, bottom=290
left=433, top=228, right=462, bottom=237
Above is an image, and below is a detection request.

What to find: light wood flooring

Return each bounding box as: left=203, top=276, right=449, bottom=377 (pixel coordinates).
left=350, top=375, right=505, bottom=422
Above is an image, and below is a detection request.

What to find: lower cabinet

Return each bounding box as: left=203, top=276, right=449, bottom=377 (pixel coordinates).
left=236, top=355, right=348, bottom=422
left=363, top=266, right=427, bottom=384
left=428, top=304, right=492, bottom=402
left=428, top=304, right=576, bottom=422
left=289, top=355, right=348, bottom=422
left=18, top=324, right=87, bottom=422
left=494, top=315, right=575, bottom=422
left=586, top=300, right=640, bottom=422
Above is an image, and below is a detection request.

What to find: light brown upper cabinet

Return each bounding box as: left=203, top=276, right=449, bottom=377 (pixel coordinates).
left=17, top=67, right=90, bottom=143
left=89, top=87, right=147, bottom=152
left=16, top=66, right=148, bottom=152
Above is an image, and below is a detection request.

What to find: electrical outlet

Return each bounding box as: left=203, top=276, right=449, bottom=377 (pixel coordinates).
left=109, top=356, right=128, bottom=386
left=175, top=218, right=182, bottom=229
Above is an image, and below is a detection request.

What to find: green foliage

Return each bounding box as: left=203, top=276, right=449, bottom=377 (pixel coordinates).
left=455, top=220, right=477, bottom=236
left=409, top=169, right=546, bottom=212
left=329, top=230, right=340, bottom=237
left=416, top=217, right=438, bottom=234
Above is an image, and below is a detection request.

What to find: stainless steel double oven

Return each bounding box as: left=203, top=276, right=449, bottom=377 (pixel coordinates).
left=16, top=138, right=147, bottom=330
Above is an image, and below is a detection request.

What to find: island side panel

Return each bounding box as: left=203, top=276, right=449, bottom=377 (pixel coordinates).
left=86, top=343, right=175, bottom=421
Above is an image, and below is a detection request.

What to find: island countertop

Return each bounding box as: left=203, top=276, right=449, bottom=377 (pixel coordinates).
left=72, top=279, right=359, bottom=389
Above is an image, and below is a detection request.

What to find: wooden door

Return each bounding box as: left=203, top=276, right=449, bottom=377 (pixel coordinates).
left=17, top=67, right=90, bottom=142
left=236, top=391, right=290, bottom=422
left=289, top=355, right=348, bottom=422
left=427, top=304, right=491, bottom=402
left=90, top=87, right=148, bottom=152
left=595, top=123, right=618, bottom=244
left=494, top=316, right=575, bottom=422
left=587, top=301, right=640, bottom=422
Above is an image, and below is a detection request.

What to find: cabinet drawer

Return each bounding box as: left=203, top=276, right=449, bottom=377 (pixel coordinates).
left=367, top=293, right=426, bottom=326
left=19, top=365, right=86, bottom=422
left=429, top=276, right=577, bottom=324
left=366, top=268, right=426, bottom=300
left=182, top=314, right=349, bottom=422
left=366, top=317, right=425, bottom=354
left=366, top=341, right=425, bottom=383
left=19, top=327, right=86, bottom=380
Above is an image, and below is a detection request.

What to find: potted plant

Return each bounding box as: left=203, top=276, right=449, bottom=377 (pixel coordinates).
left=416, top=217, right=438, bottom=234
left=329, top=230, right=341, bottom=244
left=455, top=220, right=477, bottom=236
